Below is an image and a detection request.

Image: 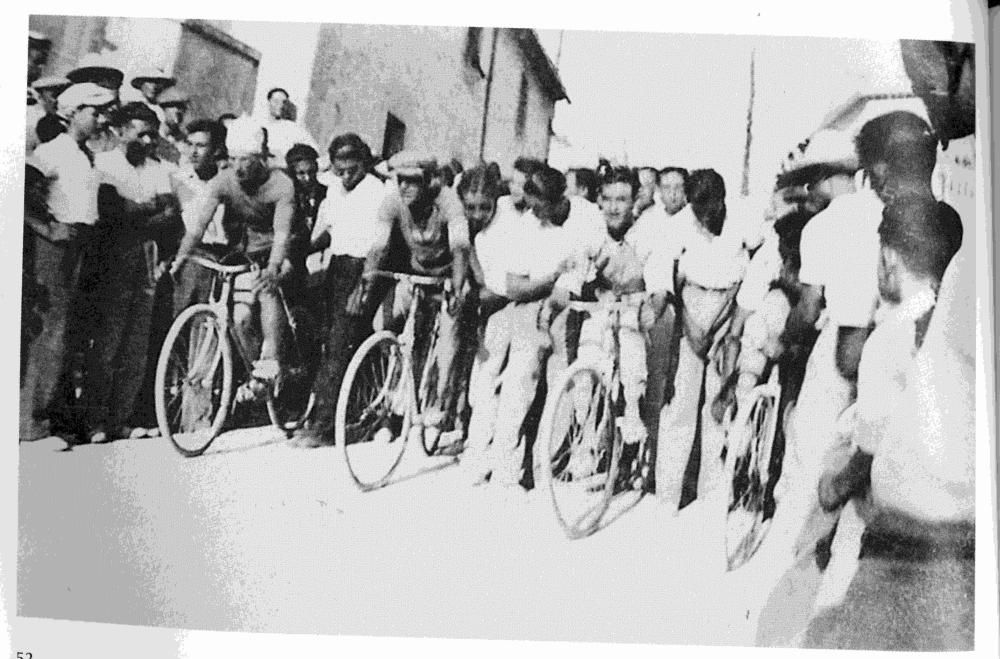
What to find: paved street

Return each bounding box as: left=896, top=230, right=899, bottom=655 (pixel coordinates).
left=18, top=424, right=812, bottom=646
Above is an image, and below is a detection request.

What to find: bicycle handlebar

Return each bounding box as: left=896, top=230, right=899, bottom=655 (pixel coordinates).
left=364, top=270, right=448, bottom=288
left=189, top=255, right=254, bottom=275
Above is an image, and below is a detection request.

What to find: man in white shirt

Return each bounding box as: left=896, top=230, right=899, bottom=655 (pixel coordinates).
left=260, top=87, right=320, bottom=167
left=170, top=119, right=229, bottom=316
left=462, top=158, right=545, bottom=482
left=771, top=111, right=942, bottom=563
left=21, top=83, right=115, bottom=443
left=656, top=169, right=749, bottom=511
left=87, top=102, right=182, bottom=443
left=292, top=134, right=387, bottom=448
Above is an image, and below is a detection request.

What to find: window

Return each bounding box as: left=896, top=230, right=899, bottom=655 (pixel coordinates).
left=382, top=112, right=406, bottom=160
left=465, top=27, right=485, bottom=77
left=515, top=72, right=528, bottom=138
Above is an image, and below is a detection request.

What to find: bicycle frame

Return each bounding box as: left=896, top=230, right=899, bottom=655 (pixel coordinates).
left=365, top=271, right=449, bottom=429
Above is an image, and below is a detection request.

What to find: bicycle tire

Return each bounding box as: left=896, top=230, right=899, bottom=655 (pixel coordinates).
left=538, top=361, right=620, bottom=539
left=155, top=304, right=234, bottom=457
left=336, top=331, right=412, bottom=491
left=724, top=374, right=781, bottom=571
left=266, top=304, right=320, bottom=435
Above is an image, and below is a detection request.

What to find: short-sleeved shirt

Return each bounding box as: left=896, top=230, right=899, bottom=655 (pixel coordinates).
left=374, top=183, right=469, bottom=276
left=193, top=167, right=296, bottom=258
left=309, top=174, right=387, bottom=268
left=28, top=132, right=101, bottom=226
left=678, top=222, right=748, bottom=291
left=474, top=204, right=528, bottom=296
left=798, top=188, right=884, bottom=328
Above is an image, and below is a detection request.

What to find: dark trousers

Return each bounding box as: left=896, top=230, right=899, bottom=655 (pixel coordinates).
left=83, top=241, right=156, bottom=434
left=19, top=226, right=85, bottom=440
left=309, top=255, right=382, bottom=439
left=803, top=520, right=974, bottom=650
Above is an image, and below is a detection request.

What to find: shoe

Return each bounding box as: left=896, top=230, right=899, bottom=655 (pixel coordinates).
left=252, top=358, right=280, bottom=382
left=423, top=408, right=445, bottom=428
left=290, top=428, right=333, bottom=449
left=90, top=430, right=111, bottom=444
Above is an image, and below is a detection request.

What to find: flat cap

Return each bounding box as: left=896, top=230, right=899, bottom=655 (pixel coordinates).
left=388, top=150, right=437, bottom=177
left=57, top=82, right=116, bottom=117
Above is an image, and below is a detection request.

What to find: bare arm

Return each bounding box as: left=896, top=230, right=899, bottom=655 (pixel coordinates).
left=173, top=181, right=223, bottom=271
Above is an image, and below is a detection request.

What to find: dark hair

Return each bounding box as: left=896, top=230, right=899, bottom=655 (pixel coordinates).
left=879, top=196, right=962, bottom=283
left=35, top=113, right=66, bottom=143
left=111, top=101, right=159, bottom=129
left=685, top=169, right=726, bottom=206
left=597, top=165, right=640, bottom=197
left=266, top=87, right=289, bottom=101
left=686, top=169, right=727, bottom=235
left=523, top=165, right=567, bottom=205
left=186, top=119, right=225, bottom=150
left=658, top=166, right=689, bottom=185
left=458, top=161, right=505, bottom=202
left=285, top=142, right=319, bottom=167
left=856, top=111, right=937, bottom=179
left=513, top=156, right=545, bottom=178
left=328, top=132, right=373, bottom=168
left=438, top=164, right=457, bottom=188
left=569, top=167, right=598, bottom=202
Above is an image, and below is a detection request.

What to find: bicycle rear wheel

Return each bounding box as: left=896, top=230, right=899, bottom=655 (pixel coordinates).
left=336, top=331, right=411, bottom=490
left=538, top=362, right=619, bottom=539
left=155, top=305, right=233, bottom=457
left=724, top=374, right=781, bottom=571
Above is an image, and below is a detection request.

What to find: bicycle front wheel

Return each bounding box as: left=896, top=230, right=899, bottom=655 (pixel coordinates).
left=724, top=378, right=781, bottom=571
left=155, top=304, right=234, bottom=457
left=267, top=303, right=320, bottom=435
left=336, top=331, right=412, bottom=491
left=538, top=361, right=619, bottom=539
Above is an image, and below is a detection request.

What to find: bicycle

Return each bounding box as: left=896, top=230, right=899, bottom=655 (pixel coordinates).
left=536, top=296, right=652, bottom=539
left=154, top=255, right=318, bottom=457
left=335, top=270, right=463, bottom=491
left=723, top=365, right=783, bottom=571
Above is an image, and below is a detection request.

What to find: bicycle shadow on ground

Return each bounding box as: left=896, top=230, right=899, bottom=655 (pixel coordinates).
left=588, top=489, right=646, bottom=536
left=369, top=455, right=461, bottom=490
left=196, top=427, right=291, bottom=457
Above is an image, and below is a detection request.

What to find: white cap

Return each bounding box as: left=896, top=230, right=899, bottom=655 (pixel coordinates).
left=57, top=82, right=116, bottom=117
left=225, top=116, right=267, bottom=156
left=780, top=129, right=858, bottom=176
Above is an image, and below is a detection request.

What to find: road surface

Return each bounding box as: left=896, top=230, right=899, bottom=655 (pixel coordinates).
left=18, top=424, right=815, bottom=646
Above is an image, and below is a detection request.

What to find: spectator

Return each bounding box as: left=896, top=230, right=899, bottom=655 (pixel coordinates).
left=27, top=75, right=70, bottom=151
left=87, top=102, right=182, bottom=443
left=291, top=133, right=386, bottom=449
left=155, top=87, right=190, bottom=164
left=129, top=67, right=175, bottom=126
left=21, top=83, right=115, bottom=443
left=283, top=142, right=328, bottom=302
left=260, top=87, right=319, bottom=166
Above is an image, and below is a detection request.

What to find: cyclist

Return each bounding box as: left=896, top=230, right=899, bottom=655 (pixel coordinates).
left=347, top=150, right=470, bottom=437
left=169, top=116, right=295, bottom=384
left=542, top=165, right=673, bottom=486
